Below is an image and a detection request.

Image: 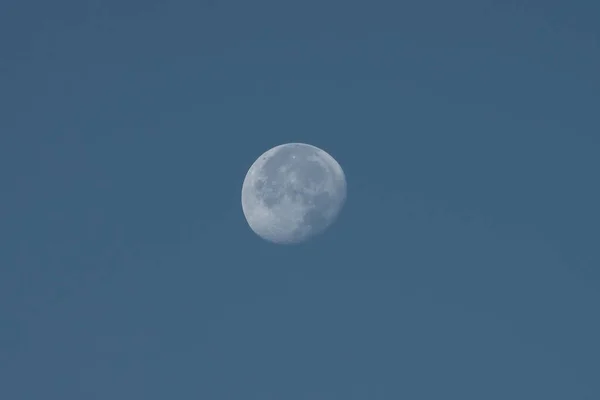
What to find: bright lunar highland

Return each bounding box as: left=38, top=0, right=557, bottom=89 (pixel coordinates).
left=241, top=143, right=347, bottom=244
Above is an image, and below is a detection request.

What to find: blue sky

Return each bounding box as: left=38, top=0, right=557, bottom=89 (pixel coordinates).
left=1, top=0, right=599, bottom=398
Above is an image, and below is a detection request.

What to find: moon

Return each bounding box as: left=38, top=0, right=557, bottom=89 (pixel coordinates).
left=241, top=143, right=347, bottom=244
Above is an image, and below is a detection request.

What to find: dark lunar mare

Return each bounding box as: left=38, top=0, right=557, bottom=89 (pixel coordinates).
left=300, top=191, right=333, bottom=237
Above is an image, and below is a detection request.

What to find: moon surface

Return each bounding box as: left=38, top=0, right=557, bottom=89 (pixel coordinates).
left=241, top=143, right=347, bottom=244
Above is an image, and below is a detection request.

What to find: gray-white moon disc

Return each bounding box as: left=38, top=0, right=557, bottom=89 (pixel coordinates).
left=241, top=143, right=347, bottom=244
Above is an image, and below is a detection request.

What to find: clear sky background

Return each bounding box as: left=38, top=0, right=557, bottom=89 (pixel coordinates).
left=1, top=0, right=599, bottom=398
